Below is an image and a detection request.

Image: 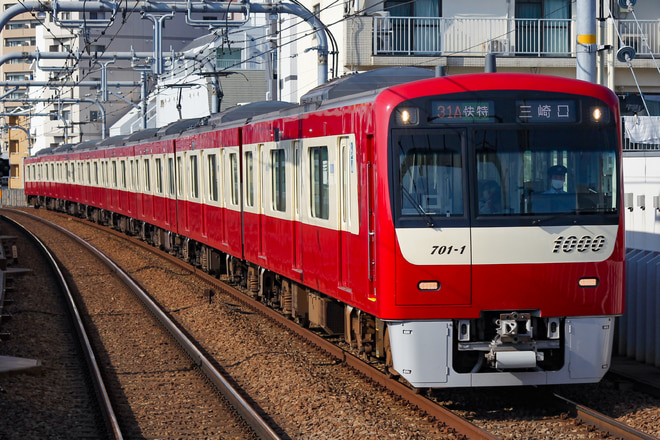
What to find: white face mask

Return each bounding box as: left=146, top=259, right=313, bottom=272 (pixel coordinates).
left=551, top=179, right=564, bottom=190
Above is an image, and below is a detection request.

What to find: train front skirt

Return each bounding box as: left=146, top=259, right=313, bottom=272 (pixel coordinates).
left=387, top=316, right=615, bottom=388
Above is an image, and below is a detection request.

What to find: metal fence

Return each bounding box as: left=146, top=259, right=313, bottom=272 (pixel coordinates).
left=1, top=188, right=27, bottom=207
left=618, top=249, right=660, bottom=367
left=373, top=16, right=660, bottom=57
left=374, top=16, right=574, bottom=56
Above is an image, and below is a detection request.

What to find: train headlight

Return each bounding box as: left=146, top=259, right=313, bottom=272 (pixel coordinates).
left=418, top=280, right=440, bottom=291
left=395, top=107, right=419, bottom=126
left=590, top=106, right=609, bottom=123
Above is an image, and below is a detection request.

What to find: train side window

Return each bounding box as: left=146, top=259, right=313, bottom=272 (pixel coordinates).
left=144, top=158, right=151, bottom=192
left=245, top=151, right=254, bottom=207
left=177, top=156, right=184, bottom=196
left=207, top=154, right=218, bottom=202
left=155, top=158, right=163, bottom=194
left=230, top=153, right=239, bottom=205
left=86, top=162, right=90, bottom=185
left=111, top=160, right=117, bottom=188
left=93, top=162, right=99, bottom=185
left=71, top=162, right=76, bottom=183
left=310, top=146, right=329, bottom=220
left=120, top=160, right=127, bottom=189
left=190, top=155, right=199, bottom=199
left=272, top=148, right=286, bottom=212
left=168, top=157, right=176, bottom=196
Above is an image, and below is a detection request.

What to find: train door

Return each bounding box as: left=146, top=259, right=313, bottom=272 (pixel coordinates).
left=338, top=136, right=359, bottom=288
left=292, top=141, right=303, bottom=277
left=166, top=153, right=176, bottom=231
left=178, top=152, right=189, bottom=233
left=258, top=144, right=265, bottom=258
left=392, top=128, right=472, bottom=306
left=366, top=135, right=376, bottom=300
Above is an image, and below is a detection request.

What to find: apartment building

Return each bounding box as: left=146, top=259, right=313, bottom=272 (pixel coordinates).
left=0, top=0, right=37, bottom=189
left=279, top=0, right=660, bottom=102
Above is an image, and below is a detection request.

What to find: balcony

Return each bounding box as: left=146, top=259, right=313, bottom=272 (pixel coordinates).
left=617, top=19, right=660, bottom=56
left=373, top=16, right=575, bottom=57
left=343, top=15, right=660, bottom=69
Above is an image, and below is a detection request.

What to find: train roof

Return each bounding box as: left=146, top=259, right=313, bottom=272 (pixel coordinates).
left=97, top=134, right=128, bottom=147
left=72, top=139, right=102, bottom=151
left=299, top=66, right=435, bottom=105
left=158, top=117, right=207, bottom=136
left=52, top=144, right=74, bottom=153
left=35, top=147, right=55, bottom=156
left=209, top=101, right=295, bottom=125
left=125, top=128, right=160, bottom=142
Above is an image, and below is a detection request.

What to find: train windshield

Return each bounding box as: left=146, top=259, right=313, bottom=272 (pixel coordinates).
left=392, top=125, right=618, bottom=227
left=397, top=131, right=464, bottom=219
left=474, top=127, right=618, bottom=218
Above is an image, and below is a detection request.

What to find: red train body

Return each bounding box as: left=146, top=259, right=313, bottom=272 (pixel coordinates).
left=25, top=68, right=624, bottom=387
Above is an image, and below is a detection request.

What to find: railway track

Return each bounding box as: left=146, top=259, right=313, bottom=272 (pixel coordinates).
left=2, top=210, right=279, bottom=439
left=552, top=393, right=658, bottom=440
left=2, top=215, right=122, bottom=439
left=7, top=207, right=660, bottom=440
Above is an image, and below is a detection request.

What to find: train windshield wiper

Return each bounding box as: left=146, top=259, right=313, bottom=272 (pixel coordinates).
left=401, top=186, right=436, bottom=227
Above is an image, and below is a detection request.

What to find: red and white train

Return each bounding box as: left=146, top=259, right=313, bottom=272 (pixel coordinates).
left=25, top=67, right=625, bottom=388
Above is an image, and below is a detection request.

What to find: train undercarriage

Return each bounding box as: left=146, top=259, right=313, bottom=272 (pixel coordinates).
left=30, top=197, right=393, bottom=374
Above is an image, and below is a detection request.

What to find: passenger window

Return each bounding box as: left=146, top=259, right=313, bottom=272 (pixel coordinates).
left=272, top=149, right=286, bottom=212
left=177, top=157, right=184, bottom=196
left=310, top=146, right=329, bottom=220
left=245, top=151, right=254, bottom=207
left=155, top=158, right=163, bottom=194
left=120, top=160, right=127, bottom=189
left=168, top=157, right=176, bottom=196
left=144, top=158, right=151, bottom=192
left=230, top=153, right=239, bottom=205
left=190, top=155, right=199, bottom=199
left=207, top=154, right=218, bottom=202
left=111, top=161, right=117, bottom=188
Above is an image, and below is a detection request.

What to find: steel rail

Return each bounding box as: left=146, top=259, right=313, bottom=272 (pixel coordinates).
left=5, top=210, right=282, bottom=440
left=554, top=393, right=658, bottom=440
left=0, top=214, right=123, bottom=440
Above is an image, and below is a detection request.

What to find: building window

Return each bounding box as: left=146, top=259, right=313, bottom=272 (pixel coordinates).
left=216, top=47, right=242, bottom=69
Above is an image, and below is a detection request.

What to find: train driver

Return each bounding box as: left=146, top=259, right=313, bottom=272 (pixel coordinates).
left=544, top=165, right=568, bottom=194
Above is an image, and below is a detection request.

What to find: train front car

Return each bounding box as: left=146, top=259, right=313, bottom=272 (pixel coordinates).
left=375, top=74, right=624, bottom=388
